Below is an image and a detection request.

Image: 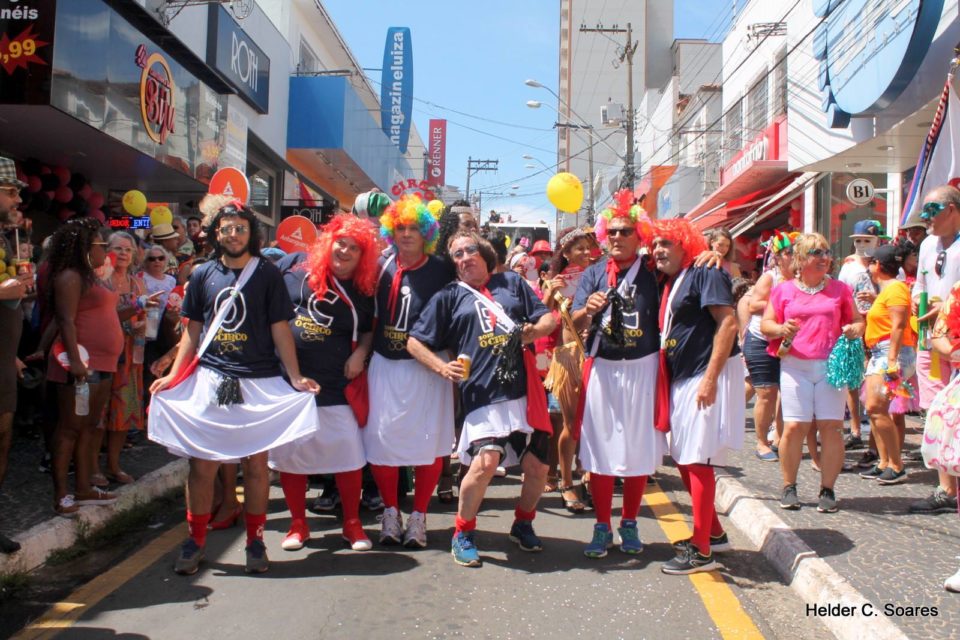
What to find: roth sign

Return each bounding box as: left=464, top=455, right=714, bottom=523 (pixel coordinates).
left=720, top=116, right=787, bottom=185
left=427, top=119, right=446, bottom=186
left=207, top=4, right=270, bottom=113
left=380, top=27, right=413, bottom=153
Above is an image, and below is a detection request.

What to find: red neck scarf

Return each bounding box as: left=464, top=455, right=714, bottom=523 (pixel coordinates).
left=387, top=254, right=427, bottom=322
left=658, top=274, right=676, bottom=331
left=605, top=258, right=620, bottom=288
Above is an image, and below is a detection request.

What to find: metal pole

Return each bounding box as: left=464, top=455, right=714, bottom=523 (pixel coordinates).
left=587, top=126, right=595, bottom=224
left=465, top=155, right=472, bottom=199
left=624, top=22, right=635, bottom=190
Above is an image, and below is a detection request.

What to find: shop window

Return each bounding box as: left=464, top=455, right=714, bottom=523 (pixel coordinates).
left=822, top=172, right=888, bottom=260
left=746, top=77, right=768, bottom=136
left=298, top=39, right=319, bottom=74
left=772, top=51, right=787, bottom=117
left=246, top=142, right=279, bottom=230
left=723, top=99, right=742, bottom=166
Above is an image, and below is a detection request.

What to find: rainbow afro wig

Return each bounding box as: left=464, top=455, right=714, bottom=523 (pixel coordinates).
left=594, top=189, right=653, bottom=245
left=652, top=218, right=709, bottom=270
left=379, top=194, right=440, bottom=254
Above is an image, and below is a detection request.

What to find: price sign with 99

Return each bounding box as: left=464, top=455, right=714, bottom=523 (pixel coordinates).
left=0, top=25, right=48, bottom=75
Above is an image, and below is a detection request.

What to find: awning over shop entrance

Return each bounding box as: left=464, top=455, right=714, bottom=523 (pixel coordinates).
left=687, top=173, right=798, bottom=232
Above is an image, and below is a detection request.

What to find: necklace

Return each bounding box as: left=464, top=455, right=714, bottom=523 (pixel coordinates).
left=795, top=278, right=826, bottom=295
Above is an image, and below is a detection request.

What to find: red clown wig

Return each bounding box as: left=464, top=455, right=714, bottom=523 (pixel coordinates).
left=652, top=218, right=709, bottom=270
left=305, top=213, right=380, bottom=298
left=594, top=189, right=654, bottom=245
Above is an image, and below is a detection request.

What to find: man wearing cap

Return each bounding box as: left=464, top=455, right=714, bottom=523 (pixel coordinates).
left=0, top=157, right=28, bottom=553
left=909, top=185, right=960, bottom=514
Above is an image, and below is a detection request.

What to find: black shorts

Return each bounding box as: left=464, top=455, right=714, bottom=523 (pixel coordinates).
left=467, top=430, right=550, bottom=466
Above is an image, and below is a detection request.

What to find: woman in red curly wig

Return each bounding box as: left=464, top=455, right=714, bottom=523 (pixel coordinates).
left=653, top=218, right=744, bottom=575
left=269, top=214, right=380, bottom=552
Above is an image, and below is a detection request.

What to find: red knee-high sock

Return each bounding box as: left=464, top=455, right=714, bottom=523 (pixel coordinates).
left=187, top=511, right=210, bottom=547
left=678, top=464, right=692, bottom=492
left=336, top=469, right=363, bottom=523
left=683, top=464, right=717, bottom=556
left=621, top=475, right=648, bottom=523
left=369, top=464, right=400, bottom=510
left=677, top=464, right=723, bottom=536
left=413, top=457, right=443, bottom=514
left=455, top=515, right=476, bottom=534
left=245, top=512, right=267, bottom=545
left=514, top=506, right=536, bottom=522
left=279, top=472, right=308, bottom=522
left=590, top=473, right=615, bottom=527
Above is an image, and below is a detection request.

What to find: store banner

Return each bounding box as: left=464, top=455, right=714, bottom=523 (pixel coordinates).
left=0, top=0, right=55, bottom=105
left=380, top=27, right=413, bottom=153
left=427, top=118, right=446, bottom=186
left=206, top=4, right=269, bottom=114
left=900, top=78, right=960, bottom=225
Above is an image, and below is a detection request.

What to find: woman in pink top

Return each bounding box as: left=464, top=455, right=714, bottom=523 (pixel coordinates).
left=47, top=220, right=124, bottom=517
left=762, top=233, right=864, bottom=514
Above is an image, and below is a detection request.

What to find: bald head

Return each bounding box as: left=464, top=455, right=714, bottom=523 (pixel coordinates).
left=924, top=185, right=960, bottom=205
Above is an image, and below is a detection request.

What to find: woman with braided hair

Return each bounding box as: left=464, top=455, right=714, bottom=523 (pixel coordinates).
left=46, top=218, right=123, bottom=517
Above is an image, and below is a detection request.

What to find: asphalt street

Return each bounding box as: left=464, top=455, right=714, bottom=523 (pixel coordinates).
left=11, top=466, right=828, bottom=640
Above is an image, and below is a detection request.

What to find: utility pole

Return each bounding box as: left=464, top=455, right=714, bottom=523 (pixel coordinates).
left=465, top=158, right=498, bottom=200
left=579, top=22, right=637, bottom=191
left=555, top=122, right=595, bottom=226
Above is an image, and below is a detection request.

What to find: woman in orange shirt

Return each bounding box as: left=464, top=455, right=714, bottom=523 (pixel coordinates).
left=861, top=245, right=917, bottom=485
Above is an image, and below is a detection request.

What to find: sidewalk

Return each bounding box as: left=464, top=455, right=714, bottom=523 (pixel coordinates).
left=718, top=416, right=960, bottom=640
left=0, top=431, right=185, bottom=574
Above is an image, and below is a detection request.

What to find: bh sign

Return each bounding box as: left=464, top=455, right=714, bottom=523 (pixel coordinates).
left=207, top=4, right=270, bottom=113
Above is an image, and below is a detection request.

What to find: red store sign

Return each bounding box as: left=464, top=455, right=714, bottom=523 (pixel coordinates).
left=720, top=116, right=787, bottom=186
left=427, top=118, right=446, bottom=187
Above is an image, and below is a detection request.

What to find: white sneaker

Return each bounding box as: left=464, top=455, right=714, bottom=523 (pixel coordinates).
left=945, top=567, right=960, bottom=592
left=377, top=507, right=403, bottom=545
left=402, top=511, right=428, bottom=548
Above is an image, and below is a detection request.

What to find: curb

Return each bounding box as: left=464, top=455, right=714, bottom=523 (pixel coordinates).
left=715, top=474, right=909, bottom=640
left=0, top=458, right=187, bottom=575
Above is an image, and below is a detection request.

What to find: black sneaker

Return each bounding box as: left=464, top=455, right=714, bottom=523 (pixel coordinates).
left=908, top=487, right=958, bottom=514
left=361, top=486, right=384, bottom=511
left=859, top=464, right=883, bottom=479
left=672, top=532, right=732, bottom=553
left=843, top=434, right=864, bottom=449
left=309, top=489, right=340, bottom=513
left=245, top=539, right=269, bottom=574
left=876, top=467, right=907, bottom=485
left=856, top=450, right=879, bottom=468
left=903, top=448, right=924, bottom=462
left=817, top=487, right=838, bottom=513
left=662, top=545, right=717, bottom=575
left=779, top=484, right=800, bottom=510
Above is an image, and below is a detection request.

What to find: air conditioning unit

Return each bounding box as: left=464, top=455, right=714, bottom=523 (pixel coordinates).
left=601, top=103, right=624, bottom=127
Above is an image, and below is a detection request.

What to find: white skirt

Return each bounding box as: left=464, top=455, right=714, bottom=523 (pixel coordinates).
left=363, top=352, right=455, bottom=466
left=268, top=404, right=365, bottom=474
left=148, top=366, right=318, bottom=462
left=580, top=353, right=665, bottom=476
left=668, top=356, right=746, bottom=466
left=457, top=397, right=533, bottom=467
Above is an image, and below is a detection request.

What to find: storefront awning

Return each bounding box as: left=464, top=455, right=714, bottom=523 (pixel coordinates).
left=684, top=160, right=791, bottom=222
left=730, top=172, right=825, bottom=237
left=688, top=174, right=798, bottom=232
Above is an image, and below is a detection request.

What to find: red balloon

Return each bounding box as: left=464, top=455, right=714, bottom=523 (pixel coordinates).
left=54, top=186, right=73, bottom=203
left=89, top=209, right=106, bottom=223
left=27, top=176, right=41, bottom=193
left=87, top=192, right=104, bottom=210
left=78, top=184, right=93, bottom=200
left=53, top=166, right=71, bottom=187
left=57, top=207, right=73, bottom=222
left=39, top=165, right=50, bottom=174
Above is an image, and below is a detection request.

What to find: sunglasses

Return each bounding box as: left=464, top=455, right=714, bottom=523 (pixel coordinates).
left=0, top=186, right=20, bottom=197
left=217, top=224, right=249, bottom=236
left=451, top=244, right=480, bottom=260
left=921, top=201, right=951, bottom=221
left=607, top=228, right=636, bottom=238
left=807, top=248, right=833, bottom=258
left=936, top=250, right=946, bottom=278
left=146, top=255, right=165, bottom=262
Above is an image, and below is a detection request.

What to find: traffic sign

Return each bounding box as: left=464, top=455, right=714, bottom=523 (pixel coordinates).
left=208, top=167, right=250, bottom=204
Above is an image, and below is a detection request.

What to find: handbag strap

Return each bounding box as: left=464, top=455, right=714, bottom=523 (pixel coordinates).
left=372, top=253, right=397, bottom=320
left=457, top=281, right=517, bottom=332
left=195, top=257, right=260, bottom=359
left=331, top=277, right=360, bottom=348
left=660, top=268, right=688, bottom=349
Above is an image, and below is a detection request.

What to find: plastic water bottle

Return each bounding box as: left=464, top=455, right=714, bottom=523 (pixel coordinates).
left=132, top=334, right=145, bottom=365
left=145, top=307, right=161, bottom=339
left=75, top=381, right=90, bottom=417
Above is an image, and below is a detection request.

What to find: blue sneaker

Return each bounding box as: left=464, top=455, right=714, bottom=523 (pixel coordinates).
left=583, top=523, right=613, bottom=558
left=617, top=519, right=643, bottom=554
left=451, top=531, right=482, bottom=567
left=508, top=520, right=543, bottom=552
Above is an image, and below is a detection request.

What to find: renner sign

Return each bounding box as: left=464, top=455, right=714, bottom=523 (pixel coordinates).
left=427, top=119, right=446, bottom=186
left=207, top=4, right=270, bottom=113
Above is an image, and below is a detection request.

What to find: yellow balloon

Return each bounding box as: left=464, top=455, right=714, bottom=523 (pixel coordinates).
left=122, top=190, right=147, bottom=217
left=427, top=199, right=444, bottom=217
left=504, top=236, right=511, bottom=248
left=150, top=205, right=173, bottom=227
left=546, top=173, right=584, bottom=213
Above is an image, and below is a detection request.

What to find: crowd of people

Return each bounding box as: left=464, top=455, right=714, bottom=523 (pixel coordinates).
left=1, top=154, right=958, bottom=589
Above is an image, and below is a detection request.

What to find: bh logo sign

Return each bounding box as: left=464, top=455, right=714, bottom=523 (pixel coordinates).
left=812, top=0, right=944, bottom=128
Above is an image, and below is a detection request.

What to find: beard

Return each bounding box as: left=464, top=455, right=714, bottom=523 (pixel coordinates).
left=221, top=243, right=250, bottom=259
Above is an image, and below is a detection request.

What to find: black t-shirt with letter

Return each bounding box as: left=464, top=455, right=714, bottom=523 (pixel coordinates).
left=410, top=271, right=548, bottom=416
left=373, top=254, right=454, bottom=360
left=572, top=256, right=660, bottom=360
left=182, top=258, right=294, bottom=378
left=278, top=253, right=374, bottom=407
left=664, top=266, right=739, bottom=382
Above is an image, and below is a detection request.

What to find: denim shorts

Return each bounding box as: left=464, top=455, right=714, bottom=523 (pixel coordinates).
left=742, top=332, right=780, bottom=388
left=866, top=341, right=917, bottom=380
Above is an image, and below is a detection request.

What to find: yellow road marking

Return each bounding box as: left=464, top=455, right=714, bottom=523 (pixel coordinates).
left=13, top=524, right=186, bottom=640
left=645, top=483, right=765, bottom=640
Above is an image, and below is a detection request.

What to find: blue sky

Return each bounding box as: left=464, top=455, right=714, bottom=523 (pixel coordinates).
left=324, top=0, right=731, bottom=228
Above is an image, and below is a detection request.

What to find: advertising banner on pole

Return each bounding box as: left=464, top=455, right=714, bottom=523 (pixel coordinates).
left=427, top=118, right=446, bottom=187
left=380, top=27, right=413, bottom=153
